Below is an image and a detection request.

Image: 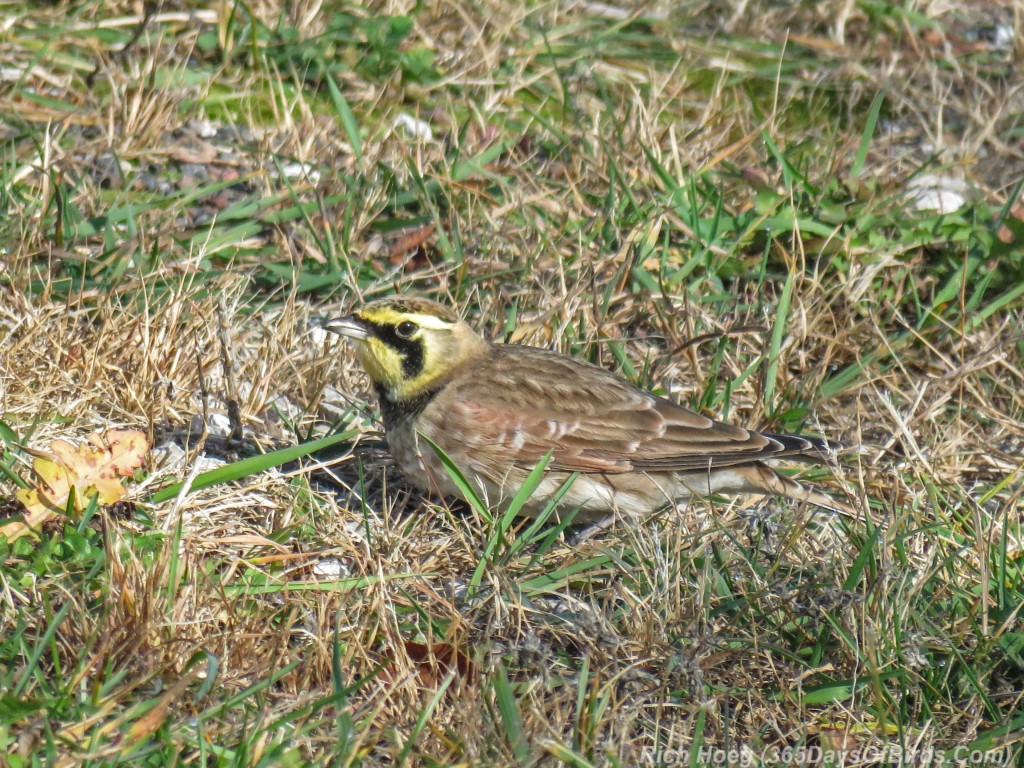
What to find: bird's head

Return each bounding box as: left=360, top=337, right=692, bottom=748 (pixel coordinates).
left=323, top=297, right=488, bottom=401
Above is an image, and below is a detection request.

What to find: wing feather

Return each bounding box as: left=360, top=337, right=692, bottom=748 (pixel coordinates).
left=430, top=345, right=836, bottom=477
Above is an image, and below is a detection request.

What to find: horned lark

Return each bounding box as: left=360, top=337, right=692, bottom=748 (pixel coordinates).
left=325, top=297, right=852, bottom=523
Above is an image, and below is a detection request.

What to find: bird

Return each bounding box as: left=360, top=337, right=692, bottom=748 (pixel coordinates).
left=323, top=296, right=853, bottom=524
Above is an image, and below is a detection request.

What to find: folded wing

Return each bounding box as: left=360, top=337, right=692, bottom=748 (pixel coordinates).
left=435, top=346, right=838, bottom=476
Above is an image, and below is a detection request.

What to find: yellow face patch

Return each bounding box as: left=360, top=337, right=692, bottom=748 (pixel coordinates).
left=347, top=315, right=433, bottom=398
left=338, top=300, right=466, bottom=400
left=354, top=337, right=407, bottom=391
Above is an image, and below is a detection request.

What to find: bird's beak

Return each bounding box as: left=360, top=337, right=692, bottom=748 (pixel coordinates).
left=322, top=315, right=371, bottom=341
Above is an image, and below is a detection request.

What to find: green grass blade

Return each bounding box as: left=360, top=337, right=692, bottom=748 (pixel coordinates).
left=419, top=432, right=492, bottom=524
left=146, top=429, right=359, bottom=504
left=851, top=90, right=885, bottom=178
left=395, top=671, right=455, bottom=764
left=493, top=663, right=530, bottom=763
left=763, top=266, right=795, bottom=407
left=325, top=71, right=362, bottom=162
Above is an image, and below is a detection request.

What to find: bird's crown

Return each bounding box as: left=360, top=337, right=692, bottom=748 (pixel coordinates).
left=353, top=297, right=461, bottom=329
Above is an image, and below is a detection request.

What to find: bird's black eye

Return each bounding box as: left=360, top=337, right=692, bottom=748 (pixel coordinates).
left=396, top=320, right=417, bottom=339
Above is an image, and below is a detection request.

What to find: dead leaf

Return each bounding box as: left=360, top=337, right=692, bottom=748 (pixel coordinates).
left=377, top=639, right=475, bottom=686
left=388, top=224, right=435, bottom=268
left=403, top=640, right=475, bottom=684
left=3, top=429, right=149, bottom=541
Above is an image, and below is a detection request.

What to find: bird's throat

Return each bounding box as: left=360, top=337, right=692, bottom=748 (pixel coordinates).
left=375, top=383, right=443, bottom=428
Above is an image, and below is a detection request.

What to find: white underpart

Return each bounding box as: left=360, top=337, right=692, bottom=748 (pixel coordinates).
left=675, top=468, right=754, bottom=497
left=399, top=431, right=777, bottom=522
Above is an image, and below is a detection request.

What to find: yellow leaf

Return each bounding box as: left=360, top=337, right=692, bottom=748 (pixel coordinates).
left=94, top=429, right=151, bottom=476
left=34, top=456, right=74, bottom=501
left=2, top=429, right=150, bottom=542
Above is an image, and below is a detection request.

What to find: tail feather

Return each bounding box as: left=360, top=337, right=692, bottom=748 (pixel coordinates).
left=763, top=432, right=846, bottom=461
left=734, top=462, right=859, bottom=519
